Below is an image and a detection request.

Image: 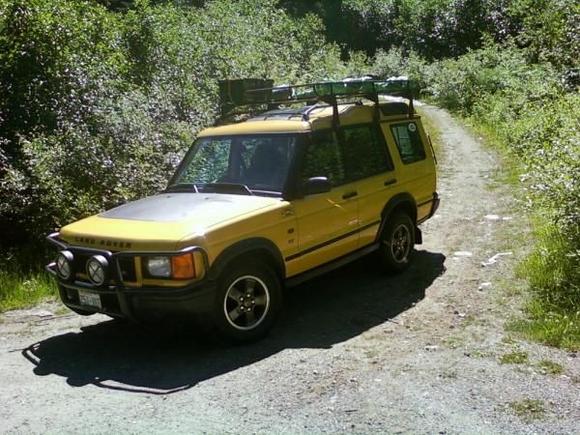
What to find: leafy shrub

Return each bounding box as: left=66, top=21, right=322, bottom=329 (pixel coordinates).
left=0, top=0, right=363, bottom=249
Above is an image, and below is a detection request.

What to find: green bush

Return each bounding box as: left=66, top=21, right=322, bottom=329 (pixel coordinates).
left=0, top=0, right=364, bottom=249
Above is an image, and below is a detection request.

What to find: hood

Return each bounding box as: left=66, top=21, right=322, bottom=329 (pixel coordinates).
left=59, top=193, right=282, bottom=251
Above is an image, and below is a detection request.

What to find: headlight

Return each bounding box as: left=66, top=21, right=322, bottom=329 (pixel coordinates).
left=55, top=250, right=74, bottom=280
left=146, top=256, right=171, bottom=278
left=145, top=253, right=196, bottom=279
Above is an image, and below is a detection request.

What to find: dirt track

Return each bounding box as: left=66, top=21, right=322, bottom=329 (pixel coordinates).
left=1, top=105, right=578, bottom=434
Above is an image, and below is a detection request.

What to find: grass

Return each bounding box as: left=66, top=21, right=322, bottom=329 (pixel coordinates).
left=0, top=247, right=57, bottom=312
left=461, top=116, right=580, bottom=352
left=508, top=399, right=546, bottom=421
left=509, top=302, right=580, bottom=351
left=536, top=360, right=564, bottom=375
left=499, top=351, right=528, bottom=365
left=0, top=269, right=57, bottom=312
left=510, top=225, right=580, bottom=351
left=469, top=120, right=525, bottom=187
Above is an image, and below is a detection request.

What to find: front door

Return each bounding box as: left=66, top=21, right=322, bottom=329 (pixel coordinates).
left=285, top=130, right=359, bottom=277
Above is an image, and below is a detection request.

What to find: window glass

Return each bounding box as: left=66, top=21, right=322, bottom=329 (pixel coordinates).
left=302, top=131, right=345, bottom=186
left=390, top=122, right=426, bottom=164
left=172, top=134, right=297, bottom=193
left=239, top=137, right=294, bottom=190
left=179, top=138, right=230, bottom=184
left=341, top=124, right=393, bottom=180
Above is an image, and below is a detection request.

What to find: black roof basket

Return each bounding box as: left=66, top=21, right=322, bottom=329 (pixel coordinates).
left=219, top=78, right=274, bottom=116
left=218, top=76, right=419, bottom=127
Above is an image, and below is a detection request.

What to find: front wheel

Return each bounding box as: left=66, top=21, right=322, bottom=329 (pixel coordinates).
left=213, top=261, right=282, bottom=342
left=378, top=212, right=415, bottom=272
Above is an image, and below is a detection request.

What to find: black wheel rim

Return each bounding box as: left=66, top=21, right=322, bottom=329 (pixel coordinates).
left=390, top=223, right=411, bottom=263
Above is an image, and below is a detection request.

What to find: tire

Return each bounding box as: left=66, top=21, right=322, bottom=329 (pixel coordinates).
left=212, top=260, right=282, bottom=342
left=378, top=211, right=415, bottom=272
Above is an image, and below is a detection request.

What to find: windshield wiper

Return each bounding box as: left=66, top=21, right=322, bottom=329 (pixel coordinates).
left=201, top=183, right=254, bottom=195
left=164, top=183, right=200, bottom=193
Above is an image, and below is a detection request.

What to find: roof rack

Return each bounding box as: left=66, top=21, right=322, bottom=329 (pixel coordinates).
left=218, top=77, right=419, bottom=127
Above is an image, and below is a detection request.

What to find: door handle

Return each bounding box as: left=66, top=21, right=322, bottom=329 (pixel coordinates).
left=342, top=191, right=358, bottom=200
left=384, top=178, right=397, bottom=186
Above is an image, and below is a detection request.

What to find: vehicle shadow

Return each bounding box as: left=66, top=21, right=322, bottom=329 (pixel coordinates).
left=22, top=250, right=445, bottom=394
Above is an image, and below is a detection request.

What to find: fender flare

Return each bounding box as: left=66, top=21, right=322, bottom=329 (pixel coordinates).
left=376, top=193, right=418, bottom=242
left=207, top=237, right=286, bottom=281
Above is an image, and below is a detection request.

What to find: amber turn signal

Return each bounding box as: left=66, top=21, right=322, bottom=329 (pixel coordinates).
left=171, top=253, right=196, bottom=279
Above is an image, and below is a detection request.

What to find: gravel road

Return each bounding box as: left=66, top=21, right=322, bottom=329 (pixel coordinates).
left=1, top=105, right=578, bottom=434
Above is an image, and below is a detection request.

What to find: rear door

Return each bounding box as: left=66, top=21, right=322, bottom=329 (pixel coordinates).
left=339, top=123, right=397, bottom=248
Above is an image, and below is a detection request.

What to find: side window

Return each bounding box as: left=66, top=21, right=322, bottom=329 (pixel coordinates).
left=302, top=131, right=345, bottom=186
left=239, top=137, right=294, bottom=191
left=341, top=124, right=394, bottom=181
left=390, top=122, right=426, bottom=164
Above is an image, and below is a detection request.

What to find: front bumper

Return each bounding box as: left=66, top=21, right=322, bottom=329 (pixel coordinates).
left=45, top=233, right=215, bottom=321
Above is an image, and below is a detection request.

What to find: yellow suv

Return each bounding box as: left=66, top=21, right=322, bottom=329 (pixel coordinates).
left=46, top=77, right=439, bottom=341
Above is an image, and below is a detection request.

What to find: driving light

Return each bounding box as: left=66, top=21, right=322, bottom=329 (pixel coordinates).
left=55, top=250, right=74, bottom=280
left=146, top=256, right=171, bottom=278
left=86, top=255, right=109, bottom=286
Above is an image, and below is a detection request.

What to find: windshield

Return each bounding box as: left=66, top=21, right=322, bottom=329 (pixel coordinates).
left=169, top=134, right=300, bottom=196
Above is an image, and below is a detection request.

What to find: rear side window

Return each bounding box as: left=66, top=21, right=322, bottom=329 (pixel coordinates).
left=302, top=131, right=345, bottom=186
left=341, top=124, right=393, bottom=181
left=391, top=122, right=426, bottom=164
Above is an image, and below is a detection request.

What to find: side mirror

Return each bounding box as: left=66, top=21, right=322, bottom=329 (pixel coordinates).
left=304, top=176, right=331, bottom=195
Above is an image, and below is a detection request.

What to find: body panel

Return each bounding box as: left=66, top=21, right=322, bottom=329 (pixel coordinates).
left=59, top=193, right=284, bottom=252
left=286, top=181, right=359, bottom=277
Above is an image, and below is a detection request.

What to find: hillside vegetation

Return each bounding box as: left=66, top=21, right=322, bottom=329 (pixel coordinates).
left=0, top=0, right=578, bottom=347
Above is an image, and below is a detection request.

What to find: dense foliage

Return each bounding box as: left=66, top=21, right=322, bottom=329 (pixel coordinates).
left=0, top=0, right=363, bottom=247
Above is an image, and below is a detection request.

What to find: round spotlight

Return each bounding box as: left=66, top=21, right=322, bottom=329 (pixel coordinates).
left=86, top=255, right=109, bottom=286
left=55, top=250, right=74, bottom=280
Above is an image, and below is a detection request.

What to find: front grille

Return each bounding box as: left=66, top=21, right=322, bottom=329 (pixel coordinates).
left=118, top=257, right=137, bottom=282
left=72, top=252, right=91, bottom=283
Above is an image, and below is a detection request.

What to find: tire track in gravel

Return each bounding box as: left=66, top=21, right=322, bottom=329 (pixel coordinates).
left=0, top=105, right=578, bottom=434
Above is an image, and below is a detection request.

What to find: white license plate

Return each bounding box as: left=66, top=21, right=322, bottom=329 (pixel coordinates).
left=78, top=290, right=102, bottom=309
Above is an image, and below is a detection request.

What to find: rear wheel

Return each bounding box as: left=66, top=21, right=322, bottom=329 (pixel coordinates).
left=378, top=212, right=415, bottom=272
left=213, top=261, right=282, bottom=342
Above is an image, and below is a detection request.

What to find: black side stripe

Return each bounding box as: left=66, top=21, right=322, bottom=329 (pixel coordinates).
left=285, top=220, right=381, bottom=262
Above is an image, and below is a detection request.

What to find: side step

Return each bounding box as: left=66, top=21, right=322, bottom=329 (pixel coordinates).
left=285, top=243, right=379, bottom=288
